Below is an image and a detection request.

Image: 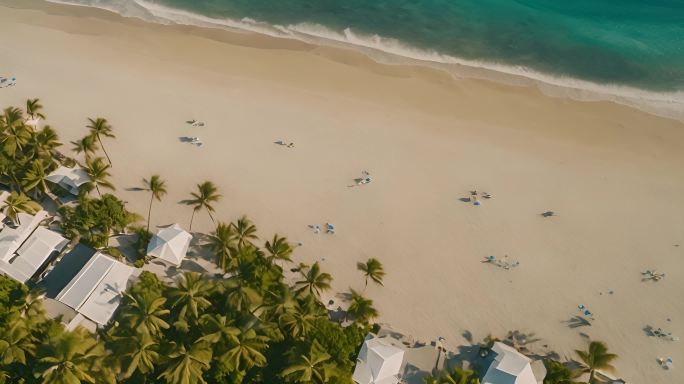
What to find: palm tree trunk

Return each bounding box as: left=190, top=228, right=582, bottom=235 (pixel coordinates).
left=207, top=210, right=216, bottom=224
left=589, top=369, right=595, bottom=384
left=96, top=184, right=102, bottom=197
left=189, top=210, right=196, bottom=231
left=147, top=193, right=154, bottom=232
left=97, top=135, right=113, bottom=166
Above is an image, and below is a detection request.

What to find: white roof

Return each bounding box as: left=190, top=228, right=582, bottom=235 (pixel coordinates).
left=353, top=337, right=405, bottom=384
left=0, top=227, right=68, bottom=283
left=56, top=253, right=134, bottom=325
left=46, top=166, right=90, bottom=195
left=482, top=343, right=545, bottom=384
left=0, top=211, right=49, bottom=262
left=24, top=118, right=41, bottom=127
left=147, top=224, right=192, bottom=266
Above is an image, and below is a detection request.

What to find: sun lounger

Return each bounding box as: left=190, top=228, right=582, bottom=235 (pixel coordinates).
left=483, top=255, right=496, bottom=263
left=658, top=357, right=673, bottom=369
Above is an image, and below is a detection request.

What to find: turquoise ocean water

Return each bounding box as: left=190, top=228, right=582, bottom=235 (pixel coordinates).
left=48, top=0, right=684, bottom=116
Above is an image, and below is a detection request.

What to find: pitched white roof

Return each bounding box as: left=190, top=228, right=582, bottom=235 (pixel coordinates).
left=147, top=224, right=192, bottom=266
left=24, top=118, right=41, bottom=127
left=482, top=342, right=545, bottom=384
left=353, top=337, right=405, bottom=384
left=46, top=166, right=90, bottom=195
left=56, top=253, right=134, bottom=325
left=0, top=211, right=49, bottom=262
left=0, top=227, right=68, bottom=283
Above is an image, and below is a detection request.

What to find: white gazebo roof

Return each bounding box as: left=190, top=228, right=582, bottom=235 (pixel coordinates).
left=24, top=117, right=41, bottom=127
left=56, top=253, right=134, bottom=326
left=353, top=337, right=405, bottom=384
left=46, top=166, right=90, bottom=195
left=482, top=342, right=546, bottom=384
left=147, top=224, right=192, bottom=266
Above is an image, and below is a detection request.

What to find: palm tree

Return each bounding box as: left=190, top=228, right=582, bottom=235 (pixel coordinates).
left=71, top=135, right=99, bottom=162
left=143, top=175, right=167, bottom=231
left=0, top=155, right=24, bottom=191
left=1, top=192, right=41, bottom=225
left=357, top=258, right=385, bottom=289
left=0, top=108, right=32, bottom=159
left=438, top=367, right=480, bottom=384
left=281, top=341, right=332, bottom=384
left=543, top=359, right=581, bottom=384
left=86, top=117, right=115, bottom=166
left=84, top=157, right=115, bottom=196
left=221, top=326, right=268, bottom=373
left=120, top=291, right=170, bottom=337
left=0, top=314, right=35, bottom=366
left=265, top=286, right=297, bottom=321
left=575, top=341, right=617, bottom=384
left=346, top=289, right=378, bottom=325
left=118, top=332, right=160, bottom=379
left=26, top=98, right=45, bottom=120
left=223, top=276, right=263, bottom=314
left=294, top=262, right=332, bottom=298
left=198, top=314, right=240, bottom=345
left=168, top=272, right=213, bottom=331
left=0, top=106, right=24, bottom=134
left=278, top=303, right=317, bottom=340
left=157, top=341, right=212, bottom=384
left=231, top=215, right=257, bottom=249
left=265, top=234, right=293, bottom=265
left=32, top=125, right=62, bottom=161
left=208, top=222, right=236, bottom=271
left=22, top=160, right=51, bottom=199
left=35, top=327, right=106, bottom=384
left=186, top=181, right=221, bottom=231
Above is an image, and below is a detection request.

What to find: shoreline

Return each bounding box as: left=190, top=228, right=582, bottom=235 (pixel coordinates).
left=1, top=1, right=683, bottom=383
left=44, top=0, right=684, bottom=123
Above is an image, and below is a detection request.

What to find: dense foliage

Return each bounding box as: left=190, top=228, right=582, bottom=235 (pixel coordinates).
left=0, top=102, right=60, bottom=197
left=58, top=194, right=140, bottom=248
left=0, top=217, right=371, bottom=383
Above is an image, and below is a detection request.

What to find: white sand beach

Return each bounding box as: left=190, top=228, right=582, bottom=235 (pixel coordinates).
left=1, top=1, right=683, bottom=382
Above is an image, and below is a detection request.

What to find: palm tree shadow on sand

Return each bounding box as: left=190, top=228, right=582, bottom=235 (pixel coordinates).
left=565, top=315, right=592, bottom=328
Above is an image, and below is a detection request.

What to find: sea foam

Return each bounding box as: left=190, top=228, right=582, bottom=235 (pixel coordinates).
left=45, top=0, right=684, bottom=122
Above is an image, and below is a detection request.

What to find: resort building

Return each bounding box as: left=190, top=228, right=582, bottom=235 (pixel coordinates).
left=55, top=252, right=136, bottom=330
left=46, top=165, right=90, bottom=195
left=481, top=342, right=546, bottom=384
left=147, top=223, right=193, bottom=266
left=0, top=211, right=67, bottom=283
left=353, top=335, right=406, bottom=384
